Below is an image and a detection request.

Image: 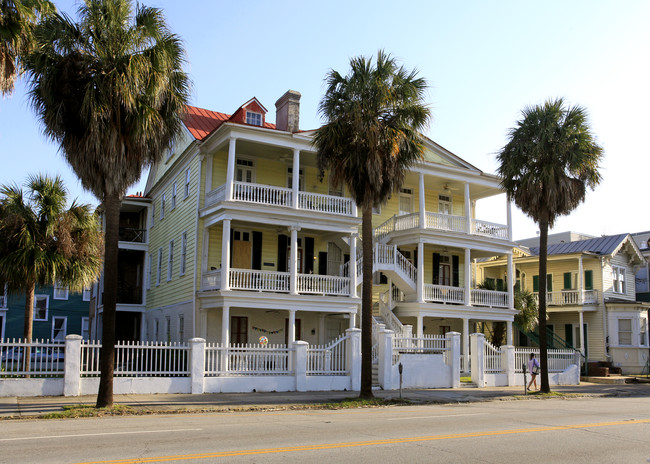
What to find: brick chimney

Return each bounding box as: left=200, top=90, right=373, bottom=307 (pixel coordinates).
left=275, top=90, right=301, bottom=132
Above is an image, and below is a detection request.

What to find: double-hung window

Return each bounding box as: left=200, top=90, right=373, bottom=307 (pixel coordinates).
left=612, top=266, right=625, bottom=294
left=156, top=248, right=163, bottom=286
left=161, top=194, right=166, bottom=220
left=53, top=282, right=68, bottom=300
left=171, top=183, right=177, bottom=210
left=82, top=287, right=91, bottom=302
left=184, top=168, right=191, bottom=198
left=34, top=295, right=48, bottom=321
left=180, top=232, right=187, bottom=276
left=167, top=241, right=174, bottom=281
left=246, top=111, right=262, bottom=126
left=52, top=316, right=67, bottom=341
left=618, top=318, right=632, bottom=345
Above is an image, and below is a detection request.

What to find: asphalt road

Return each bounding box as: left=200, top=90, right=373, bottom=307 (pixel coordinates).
left=1, top=396, right=649, bottom=463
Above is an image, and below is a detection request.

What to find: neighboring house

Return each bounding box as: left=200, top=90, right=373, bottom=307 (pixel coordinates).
left=0, top=281, right=91, bottom=341
left=95, top=89, right=516, bottom=363
left=478, top=233, right=650, bottom=374
left=90, top=194, right=150, bottom=341
left=631, top=231, right=650, bottom=303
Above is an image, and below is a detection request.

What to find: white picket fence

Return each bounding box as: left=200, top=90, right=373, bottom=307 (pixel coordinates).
left=307, top=333, right=349, bottom=375
left=205, top=343, right=292, bottom=376
left=392, top=335, right=449, bottom=365
left=483, top=340, right=502, bottom=373
left=514, top=348, right=579, bottom=373
left=0, top=339, right=65, bottom=377
left=81, top=341, right=189, bottom=377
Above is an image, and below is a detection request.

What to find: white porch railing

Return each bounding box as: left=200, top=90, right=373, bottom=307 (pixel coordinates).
left=471, top=219, right=509, bottom=240
left=425, top=212, right=466, bottom=233
left=471, top=289, right=509, bottom=308
left=378, top=290, right=407, bottom=336
left=298, top=191, right=355, bottom=216
left=392, top=335, right=449, bottom=365
left=515, top=348, right=580, bottom=373
left=484, top=340, right=502, bottom=373
left=533, top=289, right=599, bottom=306
left=229, top=269, right=290, bottom=292
left=423, top=284, right=465, bottom=304
left=201, top=269, right=221, bottom=291
left=375, top=244, right=417, bottom=284
left=233, top=181, right=292, bottom=207
left=297, top=274, right=350, bottom=296
left=204, top=343, right=292, bottom=376
left=307, top=333, right=349, bottom=375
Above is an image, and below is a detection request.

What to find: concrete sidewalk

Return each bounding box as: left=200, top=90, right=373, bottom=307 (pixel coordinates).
left=1, top=382, right=648, bottom=419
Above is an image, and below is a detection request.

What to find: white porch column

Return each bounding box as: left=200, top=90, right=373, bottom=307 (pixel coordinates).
left=506, top=198, right=513, bottom=241
left=224, top=137, right=237, bottom=201
left=462, top=318, right=469, bottom=373
left=292, top=148, right=300, bottom=209
left=221, top=306, right=230, bottom=345
left=464, top=182, right=471, bottom=234
left=578, top=311, right=585, bottom=355
left=290, top=226, right=299, bottom=295
left=417, top=241, right=424, bottom=303
left=201, top=228, right=210, bottom=275
left=350, top=233, right=358, bottom=298
left=221, top=219, right=231, bottom=291
left=507, top=253, right=514, bottom=309
left=419, top=173, right=425, bottom=229
left=506, top=320, right=513, bottom=346
left=288, top=309, right=296, bottom=343
left=464, top=248, right=471, bottom=306
left=205, top=153, right=213, bottom=195
left=416, top=314, right=424, bottom=338
left=349, top=311, right=356, bottom=329
left=578, top=256, right=584, bottom=304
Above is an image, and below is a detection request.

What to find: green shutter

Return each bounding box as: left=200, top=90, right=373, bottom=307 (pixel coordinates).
left=584, top=270, right=593, bottom=290
left=564, top=272, right=572, bottom=290
left=533, top=275, right=539, bottom=292
left=496, top=279, right=504, bottom=291
left=564, top=324, right=574, bottom=347
left=547, top=274, right=553, bottom=292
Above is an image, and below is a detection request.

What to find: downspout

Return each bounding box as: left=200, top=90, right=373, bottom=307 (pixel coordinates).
left=192, top=149, right=204, bottom=340
left=601, top=256, right=610, bottom=362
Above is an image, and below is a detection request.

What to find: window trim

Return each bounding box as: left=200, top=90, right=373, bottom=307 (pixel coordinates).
left=617, top=318, right=633, bottom=345
left=612, top=265, right=626, bottom=294
left=82, top=286, right=91, bottom=302
left=51, top=316, right=67, bottom=341
left=81, top=317, right=90, bottom=340
left=184, top=168, right=191, bottom=199
left=171, top=182, right=177, bottom=210
left=33, top=294, right=49, bottom=321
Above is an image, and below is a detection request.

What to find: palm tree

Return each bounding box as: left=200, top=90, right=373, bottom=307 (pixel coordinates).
left=497, top=98, right=602, bottom=392
left=23, top=0, right=190, bottom=407
left=0, top=0, right=54, bottom=96
left=0, top=174, right=102, bottom=357
left=314, top=51, right=430, bottom=398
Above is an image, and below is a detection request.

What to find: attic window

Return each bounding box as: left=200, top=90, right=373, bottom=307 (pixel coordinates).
left=246, top=111, right=262, bottom=126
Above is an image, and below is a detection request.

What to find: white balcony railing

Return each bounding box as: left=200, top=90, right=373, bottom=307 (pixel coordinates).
left=471, top=219, right=509, bottom=240
left=375, top=213, right=509, bottom=241
left=298, top=191, right=355, bottom=216
left=471, top=289, right=509, bottom=308
left=533, top=289, right=599, bottom=306
left=297, top=274, right=350, bottom=296
left=204, top=183, right=357, bottom=216
left=229, top=269, right=290, bottom=293
left=425, top=212, right=466, bottom=233
left=423, top=284, right=465, bottom=304
left=232, top=182, right=293, bottom=207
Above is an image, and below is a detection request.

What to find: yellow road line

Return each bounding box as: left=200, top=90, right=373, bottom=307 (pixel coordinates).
left=75, top=418, right=650, bottom=464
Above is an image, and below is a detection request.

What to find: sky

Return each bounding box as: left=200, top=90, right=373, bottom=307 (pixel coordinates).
left=1, top=0, right=649, bottom=241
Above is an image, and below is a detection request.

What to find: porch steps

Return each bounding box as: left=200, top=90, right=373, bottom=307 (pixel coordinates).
left=372, top=362, right=381, bottom=389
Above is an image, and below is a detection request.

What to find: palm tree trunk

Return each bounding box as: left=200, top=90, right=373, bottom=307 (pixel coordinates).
left=538, top=217, right=550, bottom=393
left=23, top=279, right=35, bottom=375
left=360, top=205, right=374, bottom=398
left=96, top=191, right=120, bottom=408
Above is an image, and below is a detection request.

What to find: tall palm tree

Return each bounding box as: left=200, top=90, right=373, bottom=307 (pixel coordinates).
left=0, top=174, right=102, bottom=351
left=497, top=98, right=602, bottom=392
left=24, top=0, right=190, bottom=407
left=314, top=51, right=430, bottom=398
left=0, top=0, right=54, bottom=96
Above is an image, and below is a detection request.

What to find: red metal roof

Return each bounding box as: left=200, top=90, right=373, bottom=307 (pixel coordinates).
left=183, top=105, right=277, bottom=141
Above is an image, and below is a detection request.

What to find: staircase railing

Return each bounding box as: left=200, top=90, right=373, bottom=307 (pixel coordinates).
left=378, top=290, right=407, bottom=336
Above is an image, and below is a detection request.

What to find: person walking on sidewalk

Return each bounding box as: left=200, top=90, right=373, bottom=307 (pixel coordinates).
left=527, top=353, right=540, bottom=391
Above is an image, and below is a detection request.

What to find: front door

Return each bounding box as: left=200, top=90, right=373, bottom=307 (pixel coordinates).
left=232, top=231, right=251, bottom=269
left=440, top=264, right=451, bottom=286
left=231, top=316, right=248, bottom=345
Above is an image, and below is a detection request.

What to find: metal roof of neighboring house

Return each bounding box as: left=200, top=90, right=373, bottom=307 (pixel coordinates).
left=183, top=105, right=277, bottom=141
left=528, top=233, right=628, bottom=257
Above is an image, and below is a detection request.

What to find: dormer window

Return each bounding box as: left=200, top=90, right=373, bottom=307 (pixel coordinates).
left=246, top=111, right=262, bottom=126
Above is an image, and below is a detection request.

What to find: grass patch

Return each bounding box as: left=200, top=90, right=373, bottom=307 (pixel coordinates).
left=41, top=404, right=136, bottom=419
left=308, top=397, right=411, bottom=410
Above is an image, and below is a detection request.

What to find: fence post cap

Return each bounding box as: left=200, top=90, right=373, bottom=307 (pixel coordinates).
left=345, top=328, right=361, bottom=333
left=65, top=334, right=83, bottom=341
left=292, top=340, right=309, bottom=346
left=189, top=338, right=206, bottom=343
